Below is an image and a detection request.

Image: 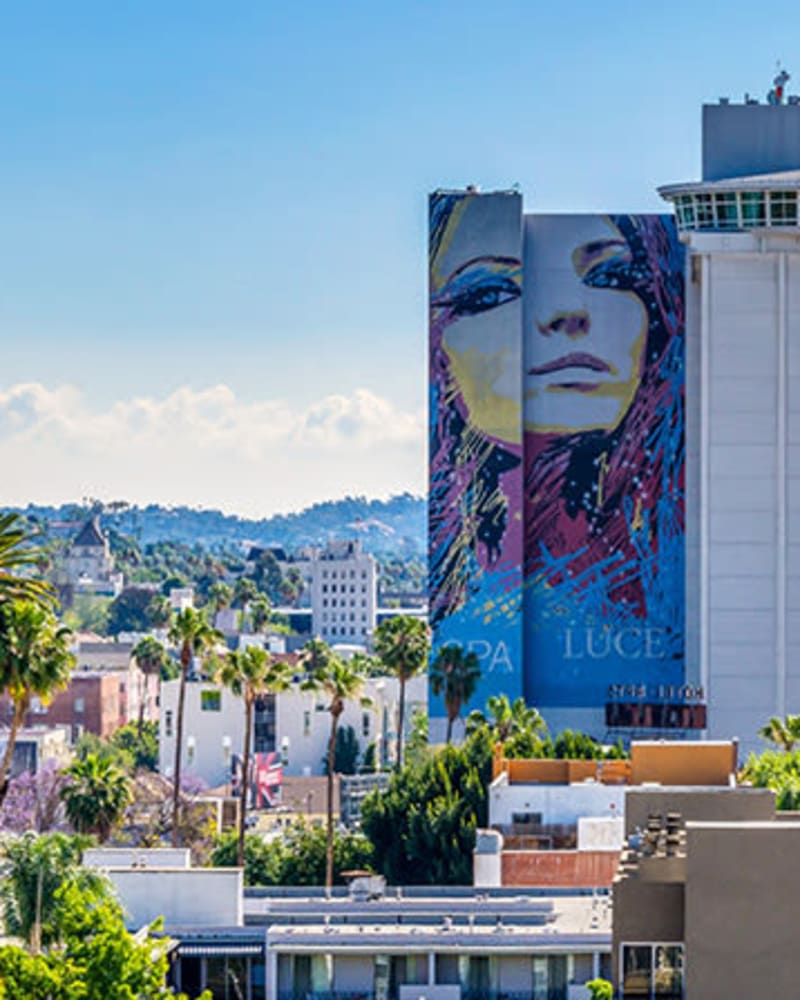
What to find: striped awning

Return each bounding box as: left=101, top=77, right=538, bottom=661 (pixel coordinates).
left=179, top=944, right=263, bottom=957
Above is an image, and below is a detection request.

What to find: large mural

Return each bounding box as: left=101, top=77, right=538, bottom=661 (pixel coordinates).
left=428, top=191, right=525, bottom=718
left=429, top=194, right=686, bottom=725
left=523, top=215, right=685, bottom=708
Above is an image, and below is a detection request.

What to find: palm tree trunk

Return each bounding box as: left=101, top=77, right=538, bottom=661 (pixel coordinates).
left=238, top=698, right=253, bottom=868
left=446, top=713, right=454, bottom=745
left=325, top=712, right=340, bottom=890
left=137, top=668, right=147, bottom=738
left=396, top=675, right=406, bottom=770
left=0, top=699, right=25, bottom=805
left=171, top=652, right=189, bottom=847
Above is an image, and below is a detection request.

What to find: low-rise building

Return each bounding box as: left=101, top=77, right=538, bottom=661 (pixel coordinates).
left=612, top=782, right=782, bottom=999
left=0, top=671, right=123, bottom=743
left=158, top=673, right=427, bottom=786
left=0, top=725, right=72, bottom=778
left=480, top=741, right=739, bottom=890
left=60, top=516, right=123, bottom=597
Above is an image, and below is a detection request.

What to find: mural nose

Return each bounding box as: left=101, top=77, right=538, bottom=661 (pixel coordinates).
left=536, top=309, right=591, bottom=338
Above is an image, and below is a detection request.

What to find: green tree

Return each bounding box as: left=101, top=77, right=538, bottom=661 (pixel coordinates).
left=147, top=592, right=174, bottom=629
left=466, top=693, right=547, bottom=745
left=207, top=581, right=233, bottom=615
left=430, top=644, right=481, bottom=743
left=216, top=646, right=292, bottom=866
left=0, top=602, right=73, bottom=804
left=249, top=594, right=271, bottom=634
left=211, top=821, right=373, bottom=887
left=302, top=640, right=370, bottom=887
left=373, top=614, right=430, bottom=768
left=587, top=979, right=613, bottom=1000
left=0, top=875, right=210, bottom=998
left=110, top=720, right=159, bottom=772
left=167, top=608, right=223, bottom=846
left=61, top=753, right=132, bottom=843
left=132, top=636, right=168, bottom=735
left=361, top=726, right=494, bottom=885
left=324, top=724, right=360, bottom=775
left=0, top=513, right=54, bottom=609
left=0, top=831, right=98, bottom=951
left=759, top=714, right=800, bottom=752
left=233, top=576, right=258, bottom=609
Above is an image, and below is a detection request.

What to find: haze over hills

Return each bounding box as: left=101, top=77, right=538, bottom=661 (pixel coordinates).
left=8, top=494, right=426, bottom=558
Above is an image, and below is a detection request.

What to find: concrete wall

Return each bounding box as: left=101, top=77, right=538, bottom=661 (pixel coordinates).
left=107, top=867, right=242, bottom=929
left=685, top=821, right=800, bottom=999
left=624, top=787, right=775, bottom=835
left=333, top=955, right=374, bottom=992
left=702, top=104, right=800, bottom=181
left=629, top=741, right=735, bottom=786
left=612, top=879, right=684, bottom=986
left=489, top=779, right=625, bottom=828
left=687, top=229, right=800, bottom=752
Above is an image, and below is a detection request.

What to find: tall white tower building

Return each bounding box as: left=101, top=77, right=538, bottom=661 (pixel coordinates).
left=661, top=96, right=800, bottom=750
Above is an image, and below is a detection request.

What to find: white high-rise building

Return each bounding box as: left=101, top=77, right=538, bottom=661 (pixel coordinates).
left=308, top=539, right=377, bottom=647
left=661, top=95, right=800, bottom=750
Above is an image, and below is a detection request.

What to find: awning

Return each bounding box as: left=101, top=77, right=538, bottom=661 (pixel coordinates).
left=179, top=944, right=264, bottom=957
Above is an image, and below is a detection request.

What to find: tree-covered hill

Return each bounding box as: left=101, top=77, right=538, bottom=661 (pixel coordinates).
left=7, top=493, right=426, bottom=558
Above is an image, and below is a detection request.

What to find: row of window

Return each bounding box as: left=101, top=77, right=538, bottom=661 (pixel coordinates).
left=621, top=942, right=684, bottom=999
left=325, top=624, right=369, bottom=637
left=320, top=569, right=369, bottom=579
left=673, top=190, right=799, bottom=231
left=321, top=583, right=368, bottom=594
left=322, top=598, right=368, bottom=608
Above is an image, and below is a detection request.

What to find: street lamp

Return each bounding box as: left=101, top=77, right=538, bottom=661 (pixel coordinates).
left=222, top=735, right=232, bottom=795
left=186, top=735, right=196, bottom=767
left=281, top=735, right=290, bottom=767
left=374, top=680, right=386, bottom=770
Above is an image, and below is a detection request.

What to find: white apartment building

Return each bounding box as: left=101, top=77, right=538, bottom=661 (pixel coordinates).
left=308, top=539, right=378, bottom=646
left=158, top=673, right=427, bottom=787
left=660, top=99, right=800, bottom=751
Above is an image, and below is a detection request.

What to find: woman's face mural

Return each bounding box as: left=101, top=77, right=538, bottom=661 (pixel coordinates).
left=524, top=215, right=648, bottom=435
left=429, top=192, right=686, bottom=728
left=431, top=196, right=522, bottom=445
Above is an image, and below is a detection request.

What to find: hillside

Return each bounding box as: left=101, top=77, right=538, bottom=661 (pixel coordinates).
left=10, top=494, right=426, bottom=558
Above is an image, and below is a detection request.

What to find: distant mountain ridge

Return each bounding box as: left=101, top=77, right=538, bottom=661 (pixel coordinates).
left=9, top=494, right=427, bottom=558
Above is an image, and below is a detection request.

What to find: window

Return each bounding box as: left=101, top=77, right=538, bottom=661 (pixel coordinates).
left=695, top=193, right=714, bottom=228
left=331, top=584, right=337, bottom=593
left=771, top=190, right=798, bottom=225
left=621, top=943, right=684, bottom=999
left=303, top=710, right=311, bottom=736
left=714, top=192, right=738, bottom=228
left=322, top=599, right=328, bottom=607
left=362, top=712, right=371, bottom=738
left=322, top=584, right=327, bottom=593
left=165, top=710, right=173, bottom=738
left=741, top=191, right=766, bottom=226
left=201, top=689, right=221, bottom=712
left=74, top=697, right=85, bottom=714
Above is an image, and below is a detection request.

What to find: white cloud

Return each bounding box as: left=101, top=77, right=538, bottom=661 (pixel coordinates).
left=0, top=382, right=426, bottom=516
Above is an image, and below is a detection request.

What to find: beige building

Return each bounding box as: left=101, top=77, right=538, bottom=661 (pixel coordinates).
left=61, top=516, right=124, bottom=597
left=612, top=778, right=789, bottom=998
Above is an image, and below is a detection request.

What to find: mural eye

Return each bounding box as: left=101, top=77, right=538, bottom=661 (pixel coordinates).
left=448, top=277, right=521, bottom=317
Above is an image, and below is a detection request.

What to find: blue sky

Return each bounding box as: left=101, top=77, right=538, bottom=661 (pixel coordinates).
left=0, top=1, right=797, bottom=515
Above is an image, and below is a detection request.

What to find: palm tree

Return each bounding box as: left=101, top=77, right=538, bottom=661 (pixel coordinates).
left=207, top=581, right=233, bottom=618
left=373, top=615, right=430, bottom=768
left=132, top=636, right=167, bottom=737
left=759, top=714, right=800, bottom=752
left=249, top=595, right=271, bottom=634
left=217, top=647, right=292, bottom=865
left=0, top=601, right=73, bottom=804
left=430, top=644, right=481, bottom=744
left=167, top=608, right=223, bottom=846
left=61, top=753, right=132, bottom=843
left=0, top=831, right=103, bottom=952
left=146, top=593, right=173, bottom=630
left=0, top=513, right=54, bottom=608
left=302, top=640, right=370, bottom=887
left=467, top=693, right=547, bottom=744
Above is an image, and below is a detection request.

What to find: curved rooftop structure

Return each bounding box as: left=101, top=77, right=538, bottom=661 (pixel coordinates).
left=659, top=169, right=800, bottom=234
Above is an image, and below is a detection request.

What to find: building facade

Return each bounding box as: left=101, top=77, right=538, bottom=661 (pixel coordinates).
left=660, top=101, right=800, bottom=751
left=431, top=96, right=800, bottom=749
left=429, top=192, right=686, bottom=739
left=308, top=539, right=378, bottom=646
